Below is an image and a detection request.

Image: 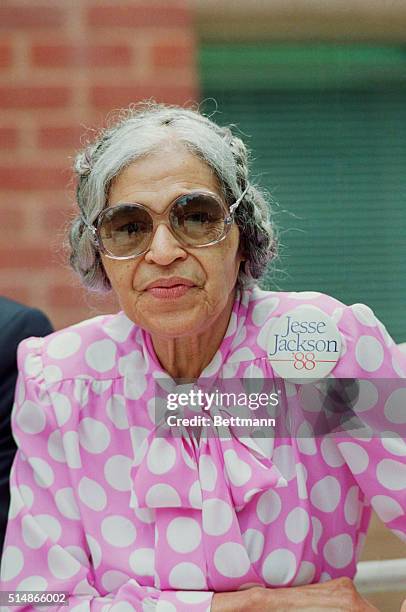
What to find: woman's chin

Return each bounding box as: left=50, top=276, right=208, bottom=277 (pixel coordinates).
left=143, top=312, right=204, bottom=339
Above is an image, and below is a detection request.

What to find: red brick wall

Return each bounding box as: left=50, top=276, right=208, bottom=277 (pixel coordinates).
left=0, top=1, right=198, bottom=330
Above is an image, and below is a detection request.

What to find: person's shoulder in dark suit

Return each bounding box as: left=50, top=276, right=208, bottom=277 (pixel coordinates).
left=0, top=297, right=53, bottom=557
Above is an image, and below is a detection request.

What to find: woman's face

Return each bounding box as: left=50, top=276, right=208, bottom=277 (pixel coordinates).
left=101, top=141, right=244, bottom=339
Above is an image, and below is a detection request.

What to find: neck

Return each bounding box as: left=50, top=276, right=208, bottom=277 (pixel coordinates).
left=149, top=288, right=237, bottom=380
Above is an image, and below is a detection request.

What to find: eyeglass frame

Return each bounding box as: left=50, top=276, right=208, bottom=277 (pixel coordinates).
left=80, top=184, right=250, bottom=260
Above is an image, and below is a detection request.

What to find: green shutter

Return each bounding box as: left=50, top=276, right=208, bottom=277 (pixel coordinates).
left=200, top=45, right=406, bottom=341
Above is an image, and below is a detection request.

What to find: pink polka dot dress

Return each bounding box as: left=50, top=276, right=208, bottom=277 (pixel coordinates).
left=1, top=286, right=406, bottom=611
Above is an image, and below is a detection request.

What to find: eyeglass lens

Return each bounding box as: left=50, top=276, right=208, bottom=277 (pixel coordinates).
left=98, top=193, right=227, bottom=257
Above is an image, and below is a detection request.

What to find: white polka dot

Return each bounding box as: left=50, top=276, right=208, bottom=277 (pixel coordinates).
left=201, top=350, right=222, bottom=376
left=106, top=394, right=129, bottom=430
left=130, top=426, right=149, bottom=466
left=78, top=477, right=107, bottom=511
left=44, top=365, right=63, bottom=385
left=295, top=462, right=308, bottom=500
left=297, top=423, right=317, bottom=455
left=134, top=507, right=155, bottom=524
left=299, top=385, right=324, bottom=413
left=392, top=356, right=405, bottom=377
left=319, top=571, right=332, bottom=583
left=272, top=445, right=296, bottom=481
left=47, top=332, right=81, bottom=359
left=24, top=352, right=42, bottom=377
left=146, top=438, right=176, bottom=475
left=63, top=431, right=82, bottom=468
left=1, top=546, right=24, bottom=581
left=377, top=458, right=406, bottom=491
left=86, top=534, right=102, bottom=569
left=48, top=545, right=81, bottom=579
left=55, top=487, right=80, bottom=520
left=50, top=392, right=72, bottom=427
left=167, top=517, right=202, bottom=553
left=355, top=532, right=367, bottom=561
left=28, top=457, right=54, bottom=488
left=225, top=311, right=237, bottom=337
left=104, top=455, right=132, bottom=492
left=214, top=542, right=251, bottom=578
left=79, top=417, right=110, bottom=454
left=22, top=515, right=47, bottom=549
left=371, top=494, right=404, bottom=522
left=180, top=443, right=197, bottom=469
left=252, top=298, right=280, bottom=326
left=310, top=476, right=341, bottom=512
left=323, top=534, right=353, bottom=568
left=332, top=308, right=343, bottom=324
left=19, top=484, right=34, bottom=511
left=344, top=486, right=360, bottom=525
left=101, top=516, right=136, bottom=548
left=381, top=434, right=406, bottom=457
left=118, top=350, right=147, bottom=377
left=36, top=514, right=62, bottom=543
left=66, top=546, right=89, bottom=567
left=228, top=347, right=256, bottom=364
left=129, top=548, right=154, bottom=576
left=124, top=375, right=148, bottom=400
left=224, top=449, right=252, bottom=486
left=311, top=517, right=323, bottom=554
left=384, top=389, right=406, bottom=424
left=199, top=455, right=217, bottom=491
left=350, top=304, right=377, bottom=327
left=176, top=592, right=212, bottom=604
left=16, top=400, right=45, bottom=434
left=17, top=575, right=47, bottom=591
left=243, top=529, right=264, bottom=563
left=85, top=339, right=117, bottom=373
left=71, top=599, right=94, bottom=610
left=155, top=602, right=176, bottom=612
left=353, top=380, right=379, bottom=413
left=292, top=561, right=316, bottom=586
left=289, top=291, right=321, bottom=300
left=231, top=324, right=247, bottom=349
left=320, top=437, right=345, bottom=467
left=256, top=489, right=282, bottom=524
left=101, top=570, right=129, bottom=592
left=168, top=562, right=206, bottom=589
left=25, top=336, right=45, bottom=349
left=104, top=313, right=134, bottom=342
left=188, top=480, right=202, bottom=508
left=47, top=430, right=66, bottom=463
left=355, top=336, right=384, bottom=372
left=262, top=549, right=297, bottom=585
left=92, top=379, right=113, bottom=395
left=203, top=498, right=233, bottom=536
left=74, top=379, right=90, bottom=408
left=285, top=507, right=310, bottom=543
left=338, top=442, right=369, bottom=474
left=9, top=486, right=24, bottom=519
left=16, top=376, right=25, bottom=405
left=145, top=484, right=181, bottom=507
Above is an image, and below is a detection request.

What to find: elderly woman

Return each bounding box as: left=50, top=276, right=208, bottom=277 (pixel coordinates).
left=1, top=103, right=405, bottom=612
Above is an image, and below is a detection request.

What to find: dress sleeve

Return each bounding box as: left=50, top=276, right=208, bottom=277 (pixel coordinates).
left=0, top=339, right=214, bottom=612
left=333, top=304, right=406, bottom=543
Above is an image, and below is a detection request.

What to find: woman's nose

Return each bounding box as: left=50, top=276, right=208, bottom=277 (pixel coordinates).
left=144, top=222, right=187, bottom=265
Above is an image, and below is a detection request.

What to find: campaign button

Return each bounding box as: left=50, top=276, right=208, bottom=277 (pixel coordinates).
left=267, top=306, right=342, bottom=380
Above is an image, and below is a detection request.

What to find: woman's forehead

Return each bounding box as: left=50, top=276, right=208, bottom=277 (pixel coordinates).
left=108, top=143, right=220, bottom=205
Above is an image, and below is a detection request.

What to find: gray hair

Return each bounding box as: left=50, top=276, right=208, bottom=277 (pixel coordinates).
left=69, top=101, right=278, bottom=292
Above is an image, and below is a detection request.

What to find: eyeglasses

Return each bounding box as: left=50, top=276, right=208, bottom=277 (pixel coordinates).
left=81, top=185, right=249, bottom=260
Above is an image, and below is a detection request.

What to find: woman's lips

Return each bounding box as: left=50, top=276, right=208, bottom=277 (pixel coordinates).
left=146, top=284, right=194, bottom=299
